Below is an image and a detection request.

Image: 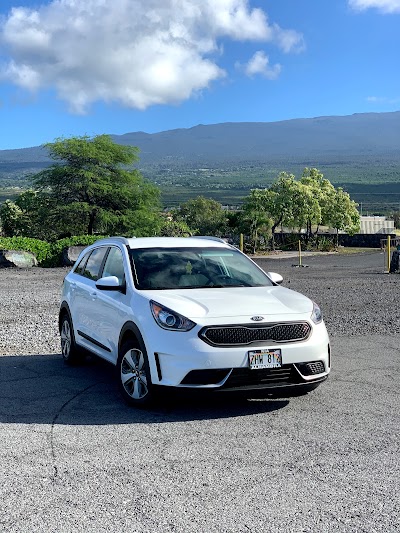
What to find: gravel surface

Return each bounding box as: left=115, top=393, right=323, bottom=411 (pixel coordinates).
left=256, top=250, right=400, bottom=337
left=1, top=251, right=400, bottom=532
left=0, top=250, right=398, bottom=355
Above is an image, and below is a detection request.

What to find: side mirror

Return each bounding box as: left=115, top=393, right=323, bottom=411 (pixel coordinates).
left=96, top=276, right=125, bottom=292
left=266, top=272, right=283, bottom=285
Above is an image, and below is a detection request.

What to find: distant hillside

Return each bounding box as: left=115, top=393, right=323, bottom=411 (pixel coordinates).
left=1, top=111, right=399, bottom=209
left=113, top=111, right=400, bottom=163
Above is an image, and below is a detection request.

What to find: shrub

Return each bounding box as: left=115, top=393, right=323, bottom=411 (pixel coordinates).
left=307, top=236, right=336, bottom=252
left=42, top=235, right=108, bottom=267
left=0, top=235, right=108, bottom=267
left=0, top=237, right=52, bottom=263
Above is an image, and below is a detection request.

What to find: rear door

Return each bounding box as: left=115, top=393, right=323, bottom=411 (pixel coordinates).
left=72, top=246, right=109, bottom=352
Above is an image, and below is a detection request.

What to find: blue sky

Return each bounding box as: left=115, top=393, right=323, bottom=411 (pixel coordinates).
left=0, top=0, right=399, bottom=149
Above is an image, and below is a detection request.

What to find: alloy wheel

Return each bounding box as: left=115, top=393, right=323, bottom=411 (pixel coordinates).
left=61, top=319, right=72, bottom=359
left=120, top=348, right=149, bottom=400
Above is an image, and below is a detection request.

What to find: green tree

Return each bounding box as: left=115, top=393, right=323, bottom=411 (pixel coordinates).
left=240, top=168, right=360, bottom=252
left=0, top=199, right=23, bottom=237
left=173, top=196, right=228, bottom=236
left=159, top=219, right=193, bottom=237
left=0, top=191, right=55, bottom=239
left=300, top=168, right=335, bottom=237
left=241, top=189, right=273, bottom=253
left=267, top=173, right=320, bottom=249
left=31, top=134, right=161, bottom=237
left=326, top=187, right=360, bottom=246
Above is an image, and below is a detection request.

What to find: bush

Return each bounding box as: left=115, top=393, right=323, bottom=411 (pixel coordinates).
left=42, top=235, right=107, bottom=267
left=0, top=235, right=107, bottom=267
left=0, top=237, right=52, bottom=263
left=306, top=236, right=336, bottom=252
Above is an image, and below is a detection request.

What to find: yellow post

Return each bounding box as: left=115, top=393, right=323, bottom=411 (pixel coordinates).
left=387, top=235, right=391, bottom=273
left=240, top=233, right=244, bottom=252
left=298, top=240, right=302, bottom=267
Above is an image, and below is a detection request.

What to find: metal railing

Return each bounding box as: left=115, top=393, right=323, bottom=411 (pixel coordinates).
left=380, top=236, right=400, bottom=249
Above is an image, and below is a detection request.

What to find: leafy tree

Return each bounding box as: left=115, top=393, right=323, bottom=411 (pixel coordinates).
left=0, top=200, right=23, bottom=237
left=283, top=181, right=321, bottom=237
left=172, top=196, right=228, bottom=236
left=241, top=189, right=273, bottom=253
left=30, top=134, right=161, bottom=237
left=325, top=187, right=360, bottom=246
left=0, top=191, right=55, bottom=239
left=240, top=174, right=297, bottom=250
left=300, top=168, right=335, bottom=237
left=267, top=173, right=319, bottom=249
left=159, top=219, right=193, bottom=237
left=240, top=168, right=359, bottom=252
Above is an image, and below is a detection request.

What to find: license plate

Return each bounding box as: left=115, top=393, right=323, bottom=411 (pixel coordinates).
left=248, top=349, right=282, bottom=369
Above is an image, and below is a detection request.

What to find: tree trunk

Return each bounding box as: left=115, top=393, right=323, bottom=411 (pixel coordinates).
left=87, top=210, right=96, bottom=235
left=270, top=230, right=276, bottom=251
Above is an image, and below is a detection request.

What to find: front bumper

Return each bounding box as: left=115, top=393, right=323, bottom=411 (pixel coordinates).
left=143, top=321, right=331, bottom=391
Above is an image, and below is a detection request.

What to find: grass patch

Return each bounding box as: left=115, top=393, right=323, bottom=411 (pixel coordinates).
left=336, top=247, right=381, bottom=254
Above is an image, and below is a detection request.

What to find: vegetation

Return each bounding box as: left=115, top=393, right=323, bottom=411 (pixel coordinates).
left=0, top=235, right=105, bottom=266
left=1, top=159, right=399, bottom=214
left=0, top=237, right=52, bottom=264
left=2, top=152, right=400, bottom=214
left=389, top=211, right=400, bottom=229
left=172, top=196, right=229, bottom=237
left=0, top=135, right=161, bottom=240
left=236, top=169, right=360, bottom=252
left=0, top=133, right=364, bottom=262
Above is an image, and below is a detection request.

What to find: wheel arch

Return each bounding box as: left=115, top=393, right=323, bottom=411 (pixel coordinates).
left=119, top=321, right=146, bottom=354
left=59, top=302, right=72, bottom=332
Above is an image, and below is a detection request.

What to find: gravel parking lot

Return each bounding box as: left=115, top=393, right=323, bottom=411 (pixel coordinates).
left=0, top=251, right=399, bottom=532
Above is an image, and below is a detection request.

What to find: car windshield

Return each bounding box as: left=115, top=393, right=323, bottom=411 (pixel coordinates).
left=130, top=246, right=273, bottom=290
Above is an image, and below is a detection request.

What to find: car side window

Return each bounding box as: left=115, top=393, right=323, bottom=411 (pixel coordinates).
left=83, top=247, right=108, bottom=281
left=74, top=253, right=90, bottom=275
left=102, top=247, right=125, bottom=285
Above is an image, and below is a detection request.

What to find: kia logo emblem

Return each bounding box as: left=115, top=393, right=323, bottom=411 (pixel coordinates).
left=251, top=316, right=264, bottom=321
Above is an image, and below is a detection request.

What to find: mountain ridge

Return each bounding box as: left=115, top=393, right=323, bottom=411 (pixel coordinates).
left=1, top=112, right=399, bottom=204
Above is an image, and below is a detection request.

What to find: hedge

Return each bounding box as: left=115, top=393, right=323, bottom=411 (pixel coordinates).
left=0, top=235, right=107, bottom=267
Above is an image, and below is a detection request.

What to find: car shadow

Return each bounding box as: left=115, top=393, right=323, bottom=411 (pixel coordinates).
left=0, top=353, right=289, bottom=425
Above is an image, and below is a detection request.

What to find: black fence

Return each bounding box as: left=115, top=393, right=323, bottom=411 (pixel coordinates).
left=270, top=233, right=397, bottom=249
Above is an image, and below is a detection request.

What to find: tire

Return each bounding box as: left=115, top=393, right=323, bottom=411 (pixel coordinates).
left=117, top=339, right=154, bottom=407
left=60, top=313, right=82, bottom=365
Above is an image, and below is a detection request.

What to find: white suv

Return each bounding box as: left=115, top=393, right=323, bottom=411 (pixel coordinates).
left=59, top=236, right=330, bottom=406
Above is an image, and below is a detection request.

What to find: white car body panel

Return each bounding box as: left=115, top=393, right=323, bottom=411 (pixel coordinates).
left=139, top=286, right=312, bottom=319
left=60, top=236, right=331, bottom=394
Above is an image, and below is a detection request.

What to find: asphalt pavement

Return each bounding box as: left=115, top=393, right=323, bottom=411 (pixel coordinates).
left=0, top=251, right=399, bottom=532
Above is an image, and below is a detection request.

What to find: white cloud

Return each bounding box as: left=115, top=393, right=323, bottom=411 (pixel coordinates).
left=272, top=25, right=306, bottom=54
left=349, top=0, right=400, bottom=13
left=238, top=51, right=282, bottom=79
left=366, top=95, right=400, bottom=103
left=0, top=0, right=304, bottom=113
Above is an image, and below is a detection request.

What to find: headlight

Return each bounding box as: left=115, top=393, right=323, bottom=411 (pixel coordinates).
left=311, top=301, right=323, bottom=324
left=150, top=301, right=196, bottom=331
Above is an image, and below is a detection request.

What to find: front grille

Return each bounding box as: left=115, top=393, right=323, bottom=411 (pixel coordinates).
left=199, top=322, right=311, bottom=347
left=222, top=365, right=301, bottom=389
left=296, top=361, right=325, bottom=376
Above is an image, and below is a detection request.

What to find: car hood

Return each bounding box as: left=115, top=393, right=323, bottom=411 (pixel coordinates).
left=141, top=286, right=313, bottom=321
